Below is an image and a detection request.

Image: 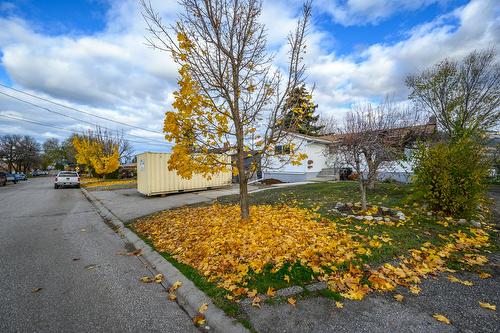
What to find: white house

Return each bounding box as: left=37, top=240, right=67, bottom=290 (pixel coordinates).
left=261, top=132, right=332, bottom=182
left=261, top=119, right=437, bottom=183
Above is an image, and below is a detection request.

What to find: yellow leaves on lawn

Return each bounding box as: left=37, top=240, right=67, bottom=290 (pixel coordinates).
left=478, top=302, right=496, bottom=311
left=327, top=228, right=489, bottom=300
left=266, top=287, right=276, bottom=297
left=135, top=204, right=374, bottom=295
left=135, top=204, right=491, bottom=303
left=394, top=294, right=404, bottom=302
left=252, top=296, right=262, bottom=308
left=479, top=272, right=492, bottom=279
left=83, top=179, right=136, bottom=188
left=433, top=313, right=451, bottom=324
left=335, top=301, right=343, bottom=308
left=288, top=297, right=297, bottom=306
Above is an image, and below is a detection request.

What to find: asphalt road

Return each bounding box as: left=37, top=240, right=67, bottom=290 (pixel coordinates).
left=0, top=177, right=197, bottom=333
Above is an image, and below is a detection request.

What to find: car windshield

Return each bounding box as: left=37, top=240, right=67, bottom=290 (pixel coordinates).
left=59, top=172, right=78, bottom=177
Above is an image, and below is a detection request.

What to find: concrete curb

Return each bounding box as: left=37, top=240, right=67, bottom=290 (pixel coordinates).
left=81, top=187, right=249, bottom=333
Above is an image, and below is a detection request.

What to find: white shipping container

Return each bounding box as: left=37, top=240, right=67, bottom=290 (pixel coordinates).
left=136, top=152, right=232, bottom=196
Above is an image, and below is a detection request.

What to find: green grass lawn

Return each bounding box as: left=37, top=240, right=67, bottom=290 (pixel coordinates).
left=216, top=181, right=480, bottom=273
left=128, top=181, right=496, bottom=329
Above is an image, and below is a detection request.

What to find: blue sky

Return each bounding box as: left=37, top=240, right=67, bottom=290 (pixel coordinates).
left=0, top=0, right=498, bottom=152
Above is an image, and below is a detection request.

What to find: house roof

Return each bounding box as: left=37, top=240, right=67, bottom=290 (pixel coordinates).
left=284, top=131, right=332, bottom=144
left=319, top=122, right=437, bottom=144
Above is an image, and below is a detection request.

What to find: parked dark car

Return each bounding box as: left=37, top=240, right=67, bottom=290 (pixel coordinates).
left=14, top=173, right=27, bottom=181
left=0, top=172, right=6, bottom=186
left=5, top=173, right=17, bottom=184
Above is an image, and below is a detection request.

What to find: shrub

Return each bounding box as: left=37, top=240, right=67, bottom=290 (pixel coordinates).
left=412, top=138, right=489, bottom=218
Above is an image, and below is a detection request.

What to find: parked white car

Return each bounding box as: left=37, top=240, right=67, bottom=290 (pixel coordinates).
left=54, top=171, right=80, bottom=189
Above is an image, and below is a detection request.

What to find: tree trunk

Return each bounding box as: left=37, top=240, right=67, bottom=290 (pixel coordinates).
left=237, top=151, right=250, bottom=220
left=359, top=178, right=367, bottom=210
left=356, top=159, right=367, bottom=210
left=367, top=171, right=376, bottom=189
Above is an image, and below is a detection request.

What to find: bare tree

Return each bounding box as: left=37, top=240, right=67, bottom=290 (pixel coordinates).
left=0, top=134, right=22, bottom=172
left=406, top=48, right=500, bottom=140
left=317, top=114, right=338, bottom=135
left=329, top=99, right=425, bottom=209
left=93, top=127, right=134, bottom=163
left=141, top=0, right=312, bottom=219
left=0, top=134, right=41, bottom=172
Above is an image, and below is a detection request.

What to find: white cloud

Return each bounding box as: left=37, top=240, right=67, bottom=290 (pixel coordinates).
left=308, top=0, right=500, bottom=119
left=0, top=0, right=498, bottom=146
left=316, top=0, right=447, bottom=26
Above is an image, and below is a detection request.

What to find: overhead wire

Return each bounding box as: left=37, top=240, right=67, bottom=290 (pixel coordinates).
left=0, top=90, right=171, bottom=145
left=0, top=82, right=165, bottom=135
left=0, top=114, right=170, bottom=147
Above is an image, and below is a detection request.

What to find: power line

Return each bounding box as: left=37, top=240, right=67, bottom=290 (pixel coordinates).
left=0, top=83, right=165, bottom=135
left=0, top=90, right=170, bottom=145
left=0, top=114, right=171, bottom=147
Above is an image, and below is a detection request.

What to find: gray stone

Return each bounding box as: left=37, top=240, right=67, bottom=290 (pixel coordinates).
left=470, top=220, right=481, bottom=228
left=458, top=218, right=467, bottom=225
left=374, top=217, right=384, bottom=221
left=355, top=216, right=364, bottom=220
left=364, top=216, right=374, bottom=221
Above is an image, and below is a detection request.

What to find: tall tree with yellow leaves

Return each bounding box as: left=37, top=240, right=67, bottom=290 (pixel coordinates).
left=142, top=0, right=312, bottom=219
left=72, top=129, right=121, bottom=178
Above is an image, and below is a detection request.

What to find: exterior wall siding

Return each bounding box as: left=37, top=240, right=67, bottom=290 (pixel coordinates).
left=136, top=152, right=232, bottom=196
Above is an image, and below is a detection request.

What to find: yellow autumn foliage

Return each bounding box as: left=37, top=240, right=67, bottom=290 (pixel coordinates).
left=135, top=202, right=491, bottom=301
left=135, top=204, right=374, bottom=292
left=82, top=179, right=136, bottom=188
left=72, top=136, right=120, bottom=177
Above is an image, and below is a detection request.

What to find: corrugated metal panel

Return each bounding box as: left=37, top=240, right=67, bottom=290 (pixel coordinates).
left=136, top=152, right=232, bottom=196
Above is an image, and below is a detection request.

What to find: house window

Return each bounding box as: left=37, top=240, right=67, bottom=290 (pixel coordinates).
left=275, top=144, right=291, bottom=155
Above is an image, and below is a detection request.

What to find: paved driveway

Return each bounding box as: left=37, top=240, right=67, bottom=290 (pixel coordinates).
left=88, top=184, right=260, bottom=221
left=0, top=177, right=197, bottom=333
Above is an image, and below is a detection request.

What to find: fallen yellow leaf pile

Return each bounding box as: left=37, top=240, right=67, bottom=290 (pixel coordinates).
left=134, top=203, right=491, bottom=301
left=83, top=179, right=136, bottom=188
left=326, top=228, right=490, bottom=300
left=135, top=204, right=374, bottom=293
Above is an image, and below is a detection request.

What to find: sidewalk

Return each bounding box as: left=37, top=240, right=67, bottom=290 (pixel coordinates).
left=88, top=184, right=258, bottom=221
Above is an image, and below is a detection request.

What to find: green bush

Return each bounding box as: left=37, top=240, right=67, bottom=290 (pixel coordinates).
left=412, top=138, right=489, bottom=218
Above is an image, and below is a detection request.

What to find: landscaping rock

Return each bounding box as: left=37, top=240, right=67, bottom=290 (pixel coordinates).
left=458, top=218, right=467, bottom=225
left=470, top=220, right=481, bottom=228
left=384, top=217, right=391, bottom=222
left=355, top=216, right=364, bottom=220
left=374, top=217, right=384, bottom=221
left=364, top=216, right=374, bottom=221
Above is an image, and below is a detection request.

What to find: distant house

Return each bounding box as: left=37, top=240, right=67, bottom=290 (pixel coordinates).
left=261, top=132, right=332, bottom=182
left=262, top=118, right=437, bottom=183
